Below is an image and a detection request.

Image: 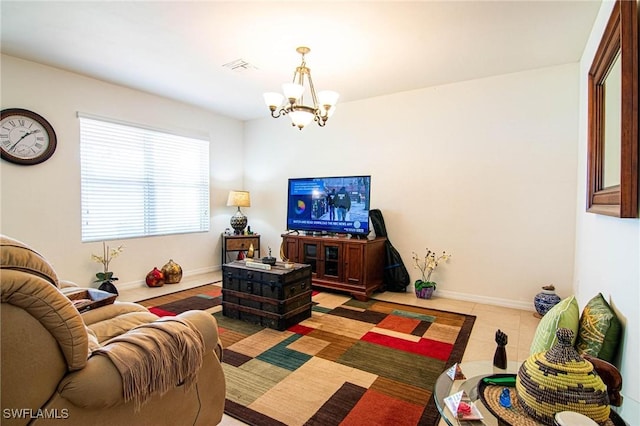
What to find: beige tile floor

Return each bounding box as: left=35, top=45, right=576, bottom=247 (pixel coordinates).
left=121, top=272, right=540, bottom=426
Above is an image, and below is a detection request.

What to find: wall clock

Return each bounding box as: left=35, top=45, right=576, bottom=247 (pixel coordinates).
left=0, top=108, right=57, bottom=165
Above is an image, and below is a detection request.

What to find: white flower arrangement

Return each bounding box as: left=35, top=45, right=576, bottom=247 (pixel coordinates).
left=91, top=242, right=125, bottom=283
left=411, top=248, right=451, bottom=291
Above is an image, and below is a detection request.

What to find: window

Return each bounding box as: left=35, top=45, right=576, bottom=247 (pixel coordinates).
left=79, top=114, right=210, bottom=242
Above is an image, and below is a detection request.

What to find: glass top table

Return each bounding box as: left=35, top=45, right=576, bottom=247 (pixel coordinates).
left=433, top=360, right=520, bottom=426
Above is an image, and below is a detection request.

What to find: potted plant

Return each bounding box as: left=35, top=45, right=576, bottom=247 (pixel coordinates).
left=412, top=248, right=451, bottom=299
left=91, top=241, right=124, bottom=295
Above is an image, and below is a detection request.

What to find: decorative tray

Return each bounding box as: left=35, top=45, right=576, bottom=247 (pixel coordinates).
left=66, top=289, right=117, bottom=313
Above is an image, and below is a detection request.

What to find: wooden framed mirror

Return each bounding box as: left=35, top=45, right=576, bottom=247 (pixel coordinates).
left=587, top=0, right=638, bottom=218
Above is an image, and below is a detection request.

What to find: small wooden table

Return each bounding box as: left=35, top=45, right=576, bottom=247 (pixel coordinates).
left=221, top=234, right=260, bottom=265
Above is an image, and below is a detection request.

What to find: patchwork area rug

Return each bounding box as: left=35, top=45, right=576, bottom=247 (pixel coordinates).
left=215, top=291, right=476, bottom=426
left=138, top=284, right=222, bottom=316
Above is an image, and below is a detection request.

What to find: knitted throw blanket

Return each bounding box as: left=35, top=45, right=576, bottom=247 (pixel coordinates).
left=92, top=317, right=204, bottom=411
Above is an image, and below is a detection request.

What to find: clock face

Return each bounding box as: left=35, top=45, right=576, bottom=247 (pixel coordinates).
left=1, top=108, right=57, bottom=165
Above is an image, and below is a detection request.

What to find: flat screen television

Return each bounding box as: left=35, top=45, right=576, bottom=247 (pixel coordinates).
left=286, top=175, right=371, bottom=235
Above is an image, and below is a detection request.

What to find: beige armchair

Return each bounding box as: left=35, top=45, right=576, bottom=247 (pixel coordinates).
left=1, top=235, right=226, bottom=425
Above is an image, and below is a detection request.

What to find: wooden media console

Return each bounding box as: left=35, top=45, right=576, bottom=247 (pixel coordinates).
left=281, top=234, right=386, bottom=301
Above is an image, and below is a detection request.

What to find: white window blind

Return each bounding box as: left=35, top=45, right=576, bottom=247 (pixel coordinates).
left=79, top=115, right=210, bottom=242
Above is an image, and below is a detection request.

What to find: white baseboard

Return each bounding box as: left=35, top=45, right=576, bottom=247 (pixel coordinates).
left=116, top=268, right=534, bottom=312
left=435, top=289, right=535, bottom=312
left=117, top=266, right=220, bottom=291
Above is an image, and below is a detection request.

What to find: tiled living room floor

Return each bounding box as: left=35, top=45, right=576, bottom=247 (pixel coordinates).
left=120, top=271, right=540, bottom=426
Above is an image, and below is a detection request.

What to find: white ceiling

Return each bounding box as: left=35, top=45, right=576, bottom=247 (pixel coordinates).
left=1, top=1, right=601, bottom=122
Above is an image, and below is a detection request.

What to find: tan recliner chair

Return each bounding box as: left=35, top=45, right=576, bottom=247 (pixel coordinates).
left=1, top=235, right=226, bottom=425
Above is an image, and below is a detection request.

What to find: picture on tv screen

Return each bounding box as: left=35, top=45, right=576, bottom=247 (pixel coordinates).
left=287, top=175, right=371, bottom=235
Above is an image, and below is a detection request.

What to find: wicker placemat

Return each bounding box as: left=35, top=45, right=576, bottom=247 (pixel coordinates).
left=478, top=376, right=615, bottom=426
left=479, top=380, right=541, bottom=426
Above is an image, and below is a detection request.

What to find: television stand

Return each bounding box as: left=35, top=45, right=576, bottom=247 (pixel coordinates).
left=281, top=233, right=386, bottom=301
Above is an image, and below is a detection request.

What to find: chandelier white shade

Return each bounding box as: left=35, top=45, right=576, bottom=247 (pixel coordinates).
left=263, top=47, right=339, bottom=130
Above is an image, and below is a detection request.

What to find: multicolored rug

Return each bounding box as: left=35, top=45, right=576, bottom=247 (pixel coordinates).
left=139, top=284, right=222, bottom=316
left=215, top=291, right=476, bottom=426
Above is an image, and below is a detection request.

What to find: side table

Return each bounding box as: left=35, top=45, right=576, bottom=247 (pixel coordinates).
left=221, top=234, right=260, bottom=265
left=434, top=360, right=627, bottom=426
left=433, top=361, right=520, bottom=426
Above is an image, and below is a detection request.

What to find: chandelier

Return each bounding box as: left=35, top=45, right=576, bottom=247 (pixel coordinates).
left=263, top=47, right=339, bottom=130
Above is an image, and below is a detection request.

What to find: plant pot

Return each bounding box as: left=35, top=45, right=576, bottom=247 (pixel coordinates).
left=415, top=286, right=434, bottom=299
left=98, top=280, right=119, bottom=296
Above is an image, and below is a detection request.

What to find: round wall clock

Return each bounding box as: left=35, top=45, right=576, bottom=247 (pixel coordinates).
left=0, top=108, right=57, bottom=165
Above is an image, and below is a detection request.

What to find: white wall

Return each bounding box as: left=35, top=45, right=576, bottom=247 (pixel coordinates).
left=574, top=0, right=640, bottom=419
left=0, top=55, right=244, bottom=287
left=244, top=63, right=580, bottom=311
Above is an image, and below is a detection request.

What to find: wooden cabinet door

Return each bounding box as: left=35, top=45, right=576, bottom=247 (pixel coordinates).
left=344, top=242, right=364, bottom=285
left=320, top=241, right=342, bottom=282
left=299, top=240, right=343, bottom=282
left=299, top=240, right=319, bottom=277
left=283, top=237, right=299, bottom=262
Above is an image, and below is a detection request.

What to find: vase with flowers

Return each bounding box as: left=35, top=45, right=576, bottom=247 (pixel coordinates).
left=412, top=248, right=451, bottom=299
left=91, top=242, right=125, bottom=295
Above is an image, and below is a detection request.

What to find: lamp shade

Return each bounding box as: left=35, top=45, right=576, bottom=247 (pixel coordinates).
left=317, top=90, right=340, bottom=108
left=289, top=109, right=314, bottom=129
left=263, top=92, right=284, bottom=109
left=227, top=190, right=251, bottom=208
left=282, top=83, right=304, bottom=101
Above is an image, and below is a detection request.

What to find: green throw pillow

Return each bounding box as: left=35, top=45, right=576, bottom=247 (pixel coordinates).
left=530, top=296, right=579, bottom=355
left=576, top=293, right=621, bottom=362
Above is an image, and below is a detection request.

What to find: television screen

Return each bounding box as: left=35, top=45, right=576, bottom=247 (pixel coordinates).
left=287, top=175, right=371, bottom=235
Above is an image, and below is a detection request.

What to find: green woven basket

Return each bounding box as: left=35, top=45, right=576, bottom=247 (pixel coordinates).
left=516, top=328, right=610, bottom=425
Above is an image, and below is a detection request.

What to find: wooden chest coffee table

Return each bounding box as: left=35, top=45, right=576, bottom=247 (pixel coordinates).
left=221, top=260, right=312, bottom=330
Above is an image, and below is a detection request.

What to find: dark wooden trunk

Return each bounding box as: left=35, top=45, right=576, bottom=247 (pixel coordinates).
left=222, top=261, right=312, bottom=330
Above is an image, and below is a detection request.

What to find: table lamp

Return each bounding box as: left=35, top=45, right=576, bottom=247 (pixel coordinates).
left=227, top=190, right=250, bottom=234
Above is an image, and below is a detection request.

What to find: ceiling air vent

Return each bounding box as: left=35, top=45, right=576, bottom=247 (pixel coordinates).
left=222, top=59, right=258, bottom=73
